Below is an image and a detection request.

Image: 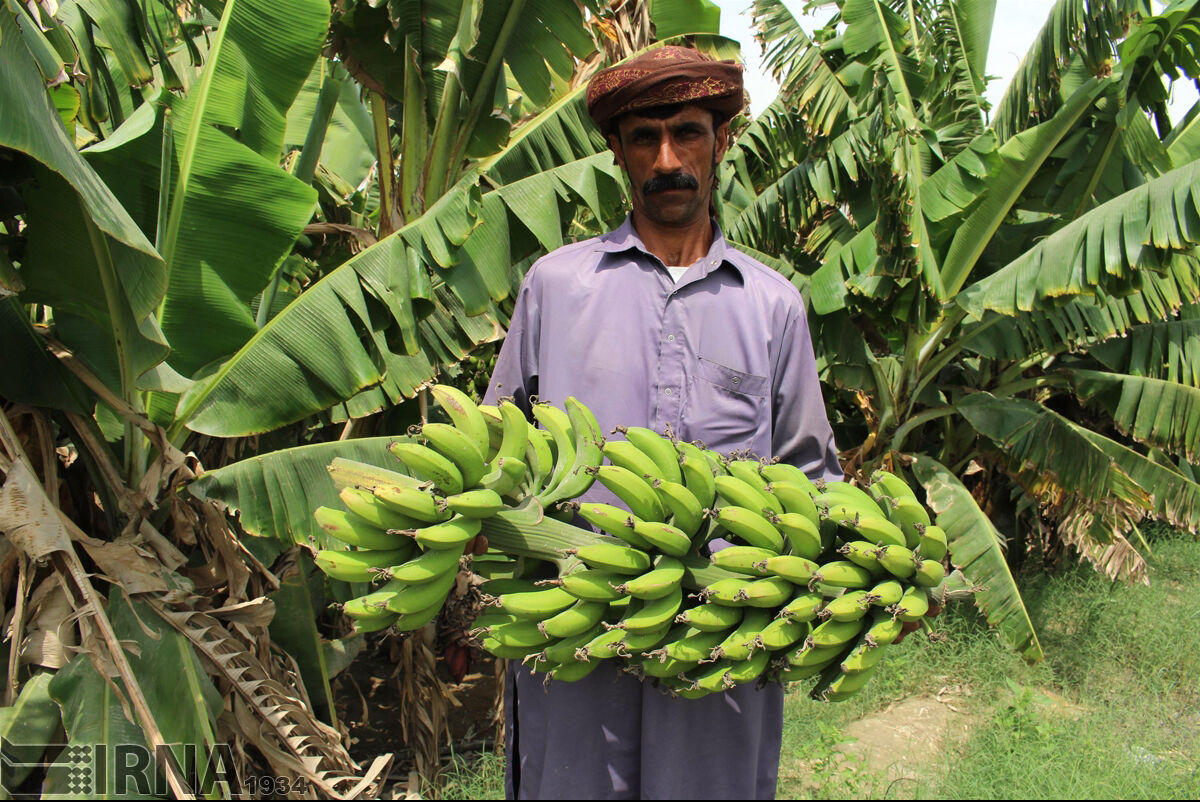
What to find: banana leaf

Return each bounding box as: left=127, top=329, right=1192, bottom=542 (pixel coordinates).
left=1069, top=369, right=1200, bottom=461
left=0, top=673, right=61, bottom=792
left=186, top=436, right=408, bottom=547
left=911, top=454, right=1044, bottom=662
left=112, top=593, right=228, bottom=798
left=958, top=158, right=1200, bottom=318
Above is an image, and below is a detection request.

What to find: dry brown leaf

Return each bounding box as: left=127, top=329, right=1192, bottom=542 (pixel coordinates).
left=0, top=460, right=74, bottom=558
left=151, top=603, right=390, bottom=799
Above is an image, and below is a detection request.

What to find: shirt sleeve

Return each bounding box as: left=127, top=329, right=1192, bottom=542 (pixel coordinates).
left=770, top=303, right=843, bottom=482
left=483, top=264, right=541, bottom=414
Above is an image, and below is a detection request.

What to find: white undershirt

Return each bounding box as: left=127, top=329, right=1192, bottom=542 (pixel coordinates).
left=665, top=265, right=690, bottom=283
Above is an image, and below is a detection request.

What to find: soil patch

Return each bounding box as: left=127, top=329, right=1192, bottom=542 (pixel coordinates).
left=838, top=689, right=975, bottom=783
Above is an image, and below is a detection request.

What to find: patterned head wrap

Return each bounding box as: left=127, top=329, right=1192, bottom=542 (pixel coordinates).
left=586, top=46, right=745, bottom=135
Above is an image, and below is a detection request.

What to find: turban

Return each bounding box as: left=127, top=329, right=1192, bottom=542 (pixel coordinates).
left=586, top=46, right=745, bottom=135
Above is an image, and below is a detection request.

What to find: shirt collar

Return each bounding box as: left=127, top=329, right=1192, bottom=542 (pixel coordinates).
left=594, top=213, right=747, bottom=281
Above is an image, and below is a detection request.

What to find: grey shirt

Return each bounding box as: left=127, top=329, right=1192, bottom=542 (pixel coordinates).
left=488, top=214, right=840, bottom=479
left=485, top=216, right=841, bottom=799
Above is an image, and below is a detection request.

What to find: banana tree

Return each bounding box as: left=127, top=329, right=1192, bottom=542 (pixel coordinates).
left=726, top=0, right=1200, bottom=660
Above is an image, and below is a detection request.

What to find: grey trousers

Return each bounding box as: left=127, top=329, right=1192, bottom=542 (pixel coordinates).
left=504, top=659, right=783, bottom=799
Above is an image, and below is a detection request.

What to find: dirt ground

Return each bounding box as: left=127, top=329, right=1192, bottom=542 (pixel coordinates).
left=838, top=690, right=975, bottom=782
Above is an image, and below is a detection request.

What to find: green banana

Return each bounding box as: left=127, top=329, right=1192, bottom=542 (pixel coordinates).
left=818, top=590, right=877, bottom=622
left=866, top=578, right=905, bottom=607
left=592, top=465, right=668, bottom=522
left=869, top=469, right=920, bottom=505
left=388, top=441, right=464, bottom=495
left=382, top=544, right=462, bottom=583
left=548, top=658, right=601, bottom=683
left=337, top=487, right=423, bottom=532
left=638, top=653, right=700, bottom=679
left=315, top=505, right=408, bottom=551
left=917, top=523, right=949, bottom=562
left=497, top=585, right=578, bottom=619
left=614, top=586, right=683, bottom=633
left=373, top=483, right=450, bottom=523
left=384, top=569, right=457, bottom=614
left=573, top=502, right=654, bottom=549
left=709, top=608, right=772, bottom=661
left=492, top=401, right=531, bottom=466
left=350, top=610, right=400, bottom=633
left=773, top=512, right=823, bottom=560
left=485, top=618, right=553, bottom=650
left=341, top=581, right=403, bottom=618
left=613, top=556, right=685, bottom=600
left=576, top=627, right=629, bottom=661
left=912, top=557, right=946, bottom=587
left=440, top=488, right=506, bottom=519
left=618, top=426, right=683, bottom=484
left=839, top=540, right=888, bottom=575
left=556, top=568, right=628, bottom=602
left=768, top=482, right=820, bottom=526
left=843, top=514, right=908, bottom=549
left=539, top=396, right=604, bottom=505
left=809, top=560, right=875, bottom=590
left=714, top=475, right=781, bottom=516
left=753, top=554, right=819, bottom=585
left=651, top=625, right=731, bottom=664
left=760, top=462, right=820, bottom=496
left=479, top=456, right=528, bottom=497
left=676, top=441, right=717, bottom=508
left=531, top=402, right=575, bottom=490
left=430, top=385, right=491, bottom=460
left=328, top=457, right=426, bottom=494
left=602, top=438, right=663, bottom=483
left=704, top=576, right=793, bottom=608
left=477, top=404, right=505, bottom=458
left=778, top=591, right=826, bottom=622
left=888, top=585, right=930, bottom=621
left=674, top=602, right=744, bottom=632
left=393, top=600, right=445, bottom=632
left=401, top=515, right=481, bottom=551
left=874, top=544, right=918, bottom=579
left=725, top=645, right=772, bottom=686
left=806, top=616, right=866, bottom=649
left=709, top=545, right=776, bottom=576
left=886, top=496, right=932, bottom=548
left=419, top=422, right=487, bottom=488
left=630, top=519, right=692, bottom=557
left=788, top=641, right=846, bottom=668
left=565, top=542, right=652, bottom=575
left=821, top=480, right=880, bottom=511
left=538, top=599, right=608, bottom=639
left=541, top=624, right=605, bottom=665
left=524, top=428, right=555, bottom=495
left=652, top=479, right=705, bottom=537
left=751, top=615, right=810, bottom=652
left=811, top=661, right=878, bottom=702
left=314, top=546, right=415, bottom=583
left=726, top=459, right=770, bottom=493
left=861, top=610, right=905, bottom=647
left=715, top=505, right=784, bottom=552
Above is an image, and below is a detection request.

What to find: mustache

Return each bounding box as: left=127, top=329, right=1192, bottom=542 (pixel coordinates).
left=642, top=172, right=699, bottom=195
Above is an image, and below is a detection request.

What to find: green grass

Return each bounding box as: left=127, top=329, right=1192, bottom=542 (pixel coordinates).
left=425, top=534, right=1200, bottom=799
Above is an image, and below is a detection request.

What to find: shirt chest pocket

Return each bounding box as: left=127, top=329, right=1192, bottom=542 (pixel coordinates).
left=685, top=357, right=769, bottom=453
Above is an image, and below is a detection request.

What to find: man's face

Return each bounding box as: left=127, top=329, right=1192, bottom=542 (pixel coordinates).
left=609, top=105, right=730, bottom=229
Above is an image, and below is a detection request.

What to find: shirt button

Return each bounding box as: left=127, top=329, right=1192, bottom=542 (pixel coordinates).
left=664, top=388, right=673, bottom=396
left=732, top=377, right=740, bottom=385
left=667, top=334, right=675, bottom=342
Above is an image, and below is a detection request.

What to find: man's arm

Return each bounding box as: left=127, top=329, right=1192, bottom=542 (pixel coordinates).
left=483, top=266, right=541, bottom=413
left=770, top=305, right=842, bottom=481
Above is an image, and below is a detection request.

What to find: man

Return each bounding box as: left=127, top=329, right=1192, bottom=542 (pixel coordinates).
left=483, top=45, right=841, bottom=800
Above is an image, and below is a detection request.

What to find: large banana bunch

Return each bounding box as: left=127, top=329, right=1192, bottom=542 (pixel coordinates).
left=312, top=386, right=960, bottom=703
